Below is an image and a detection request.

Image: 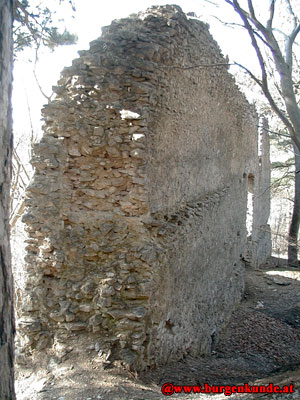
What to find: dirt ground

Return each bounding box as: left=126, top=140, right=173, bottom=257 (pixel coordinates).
left=16, top=257, right=300, bottom=400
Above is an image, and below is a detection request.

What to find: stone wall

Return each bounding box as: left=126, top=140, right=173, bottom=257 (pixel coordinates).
left=19, top=5, right=270, bottom=369
left=253, top=120, right=272, bottom=265
left=245, top=119, right=271, bottom=268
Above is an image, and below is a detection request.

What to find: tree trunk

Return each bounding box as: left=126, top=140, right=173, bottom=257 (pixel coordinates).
left=0, top=0, right=15, bottom=399
left=288, top=144, right=300, bottom=267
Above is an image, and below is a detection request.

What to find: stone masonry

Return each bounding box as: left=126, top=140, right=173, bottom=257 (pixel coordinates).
left=19, top=5, right=271, bottom=370
left=248, top=119, right=272, bottom=267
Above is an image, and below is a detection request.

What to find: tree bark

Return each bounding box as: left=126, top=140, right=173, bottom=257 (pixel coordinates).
left=0, top=0, right=15, bottom=399
left=288, top=144, right=300, bottom=267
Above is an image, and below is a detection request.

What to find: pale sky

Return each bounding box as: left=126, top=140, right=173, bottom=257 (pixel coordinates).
left=12, top=0, right=257, bottom=149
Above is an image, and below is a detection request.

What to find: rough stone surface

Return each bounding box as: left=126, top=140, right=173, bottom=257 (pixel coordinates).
left=249, top=119, right=272, bottom=267
left=19, top=5, right=270, bottom=370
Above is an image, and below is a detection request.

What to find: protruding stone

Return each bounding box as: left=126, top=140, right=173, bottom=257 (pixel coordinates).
left=65, top=322, right=87, bottom=331
left=79, top=303, right=93, bottom=313
left=19, top=4, right=270, bottom=372
left=18, top=319, right=41, bottom=333
left=88, top=314, right=102, bottom=326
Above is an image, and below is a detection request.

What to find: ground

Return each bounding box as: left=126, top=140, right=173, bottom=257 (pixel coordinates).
left=16, top=257, right=300, bottom=399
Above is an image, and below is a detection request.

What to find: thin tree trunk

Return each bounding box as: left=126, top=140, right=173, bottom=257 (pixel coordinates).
left=0, top=0, right=15, bottom=399
left=288, top=145, right=300, bottom=267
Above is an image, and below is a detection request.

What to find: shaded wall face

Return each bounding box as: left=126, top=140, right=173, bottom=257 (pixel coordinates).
left=147, top=71, right=256, bottom=211
left=19, top=5, right=267, bottom=369
left=143, top=49, right=259, bottom=363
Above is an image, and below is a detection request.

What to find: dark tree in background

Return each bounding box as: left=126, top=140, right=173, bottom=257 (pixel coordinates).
left=0, top=1, right=76, bottom=397
left=0, top=0, right=15, bottom=398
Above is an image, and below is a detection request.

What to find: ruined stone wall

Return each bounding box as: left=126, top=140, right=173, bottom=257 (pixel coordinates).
left=245, top=119, right=271, bottom=268
left=255, top=121, right=272, bottom=263
left=19, top=5, right=269, bottom=369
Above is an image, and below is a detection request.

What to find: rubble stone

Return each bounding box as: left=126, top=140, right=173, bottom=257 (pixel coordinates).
left=19, top=5, right=271, bottom=370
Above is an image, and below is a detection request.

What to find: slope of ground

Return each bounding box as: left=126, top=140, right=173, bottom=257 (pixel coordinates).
left=16, top=257, right=300, bottom=399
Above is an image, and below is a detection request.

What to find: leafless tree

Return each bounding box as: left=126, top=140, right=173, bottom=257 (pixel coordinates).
left=224, top=0, right=300, bottom=266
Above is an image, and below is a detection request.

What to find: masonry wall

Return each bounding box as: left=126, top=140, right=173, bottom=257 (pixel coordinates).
left=251, top=120, right=272, bottom=266
left=19, top=5, right=269, bottom=369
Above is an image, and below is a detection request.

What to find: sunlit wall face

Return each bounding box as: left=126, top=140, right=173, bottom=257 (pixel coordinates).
left=12, top=0, right=257, bottom=143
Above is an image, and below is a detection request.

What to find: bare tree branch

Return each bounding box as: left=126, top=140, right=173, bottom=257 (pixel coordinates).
left=224, top=0, right=300, bottom=152
left=286, top=0, right=299, bottom=29
left=14, top=0, right=40, bottom=43
left=245, top=0, right=270, bottom=35
left=234, top=61, right=294, bottom=133
left=286, top=24, right=300, bottom=68
left=260, top=124, right=291, bottom=138
left=225, top=0, right=272, bottom=77
left=33, top=68, right=53, bottom=102
left=247, top=0, right=257, bottom=22
left=267, top=0, right=276, bottom=30
left=212, top=15, right=244, bottom=29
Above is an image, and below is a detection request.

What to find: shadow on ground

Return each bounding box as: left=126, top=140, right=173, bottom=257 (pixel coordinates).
left=16, top=257, right=300, bottom=400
